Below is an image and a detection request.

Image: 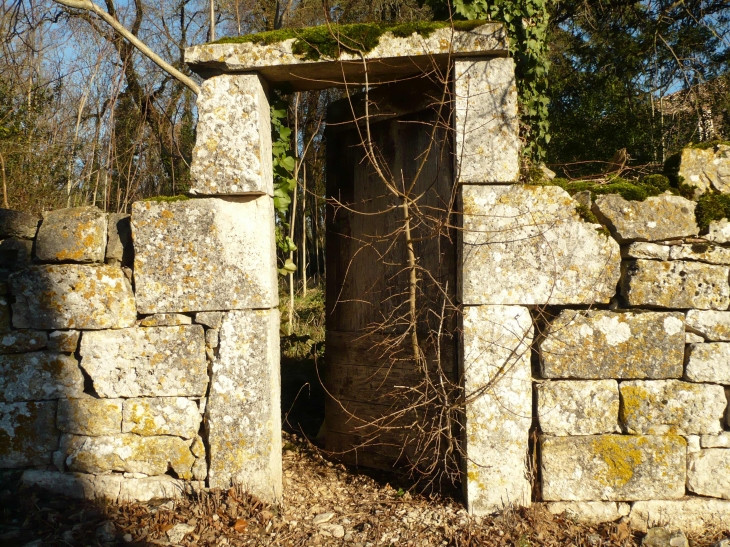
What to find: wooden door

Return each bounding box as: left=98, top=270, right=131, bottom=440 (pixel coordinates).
left=324, top=80, right=458, bottom=471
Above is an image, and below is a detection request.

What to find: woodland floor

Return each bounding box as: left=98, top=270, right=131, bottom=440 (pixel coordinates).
left=1, top=431, right=728, bottom=547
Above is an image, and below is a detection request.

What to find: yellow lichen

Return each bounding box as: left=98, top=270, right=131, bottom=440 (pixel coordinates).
left=590, top=435, right=645, bottom=488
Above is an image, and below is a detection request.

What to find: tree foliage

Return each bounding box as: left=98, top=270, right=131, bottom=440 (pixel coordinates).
left=546, top=0, right=730, bottom=175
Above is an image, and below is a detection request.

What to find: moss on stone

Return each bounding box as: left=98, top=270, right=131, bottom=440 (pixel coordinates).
left=213, top=21, right=487, bottom=60
left=549, top=177, right=664, bottom=202
left=696, top=193, right=730, bottom=230
left=688, top=139, right=730, bottom=150
left=575, top=204, right=598, bottom=224
left=141, top=195, right=190, bottom=203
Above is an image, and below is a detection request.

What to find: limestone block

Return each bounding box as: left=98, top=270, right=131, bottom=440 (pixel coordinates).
left=0, top=209, right=39, bottom=239
left=621, top=242, right=670, bottom=261
left=36, top=206, right=107, bottom=263
left=629, top=499, right=730, bottom=533
left=642, top=527, right=688, bottom=547
left=669, top=243, right=730, bottom=265
left=47, top=330, right=80, bottom=353
left=462, top=305, right=533, bottom=514
left=685, top=435, right=701, bottom=454
left=22, top=470, right=120, bottom=500
left=679, top=144, right=730, bottom=195
left=207, top=309, right=282, bottom=503
left=80, top=326, right=207, bottom=398
left=61, top=433, right=195, bottom=478
left=191, top=435, right=205, bottom=458
left=461, top=185, right=621, bottom=305
left=540, top=310, right=684, bottom=379
left=190, top=75, right=272, bottom=195
left=454, top=58, right=519, bottom=183
left=205, top=328, right=219, bottom=349
left=686, top=332, right=705, bottom=343
left=701, top=432, right=730, bottom=448
left=620, top=260, right=730, bottom=310
left=545, top=501, right=630, bottom=524
left=687, top=449, right=730, bottom=498
left=0, top=329, right=47, bottom=354
left=541, top=435, right=686, bottom=501
left=0, top=401, right=58, bottom=467
left=185, top=23, right=507, bottom=79
left=195, top=311, right=223, bottom=329
left=106, top=213, right=133, bottom=266
left=139, top=313, right=192, bottom=327
left=192, top=457, right=207, bottom=481
left=118, top=475, right=199, bottom=503
left=592, top=194, right=698, bottom=243
left=685, top=343, right=730, bottom=383
left=0, top=296, right=9, bottom=332
left=57, top=397, right=122, bottom=436
left=0, top=352, right=83, bottom=402
left=619, top=380, right=725, bottom=435
left=537, top=380, right=619, bottom=436
left=122, top=397, right=201, bottom=438
left=9, top=264, right=136, bottom=330
left=686, top=310, right=730, bottom=341
left=0, top=237, right=33, bottom=274
left=21, top=470, right=192, bottom=502
left=707, top=218, right=730, bottom=244
left=132, top=197, right=277, bottom=313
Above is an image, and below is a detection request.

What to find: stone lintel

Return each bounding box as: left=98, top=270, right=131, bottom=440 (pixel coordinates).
left=185, top=24, right=507, bottom=91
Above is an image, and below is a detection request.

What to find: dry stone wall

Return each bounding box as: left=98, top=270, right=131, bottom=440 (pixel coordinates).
left=4, top=26, right=730, bottom=532
left=0, top=194, right=281, bottom=505
left=460, top=165, right=730, bottom=529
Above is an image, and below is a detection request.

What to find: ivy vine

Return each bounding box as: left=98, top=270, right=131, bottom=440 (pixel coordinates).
left=423, top=0, right=551, bottom=165
left=271, top=99, right=298, bottom=274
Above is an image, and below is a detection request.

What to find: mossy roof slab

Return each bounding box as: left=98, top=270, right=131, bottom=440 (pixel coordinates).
left=185, top=23, right=507, bottom=91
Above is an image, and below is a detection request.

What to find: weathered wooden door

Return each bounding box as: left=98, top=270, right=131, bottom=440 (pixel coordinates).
left=324, top=80, right=458, bottom=471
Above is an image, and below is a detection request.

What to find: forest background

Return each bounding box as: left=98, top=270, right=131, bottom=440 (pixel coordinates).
left=0, top=0, right=729, bottom=289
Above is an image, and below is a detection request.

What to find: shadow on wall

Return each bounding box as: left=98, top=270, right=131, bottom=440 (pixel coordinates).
left=0, top=206, right=215, bottom=545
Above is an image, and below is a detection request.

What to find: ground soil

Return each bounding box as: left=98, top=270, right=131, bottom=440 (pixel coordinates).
left=1, top=432, right=728, bottom=547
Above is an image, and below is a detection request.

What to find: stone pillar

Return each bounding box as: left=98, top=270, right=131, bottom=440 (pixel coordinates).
left=190, top=74, right=273, bottom=196
left=454, top=57, right=621, bottom=514
left=132, top=72, right=281, bottom=503
left=454, top=57, right=519, bottom=184
left=462, top=305, right=533, bottom=514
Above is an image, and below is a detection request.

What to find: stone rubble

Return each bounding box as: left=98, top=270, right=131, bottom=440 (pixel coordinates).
left=620, top=259, right=730, bottom=310
left=35, top=206, right=107, bottom=263
left=592, top=194, right=698, bottom=243
left=619, top=380, right=726, bottom=435
left=541, top=435, right=686, bottom=501
left=537, top=380, right=619, bottom=436
left=678, top=144, right=730, bottom=195
left=79, top=325, right=207, bottom=398
left=540, top=310, right=684, bottom=379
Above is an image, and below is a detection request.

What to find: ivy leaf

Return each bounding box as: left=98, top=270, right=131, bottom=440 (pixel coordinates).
left=279, top=155, right=296, bottom=172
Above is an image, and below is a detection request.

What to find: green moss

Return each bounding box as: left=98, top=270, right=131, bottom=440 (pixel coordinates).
left=546, top=177, right=664, bottom=202
left=640, top=174, right=670, bottom=193
left=213, top=20, right=488, bottom=60
left=141, top=194, right=190, bottom=203
left=688, top=139, right=730, bottom=150
left=575, top=204, right=598, bottom=224
left=696, top=193, right=730, bottom=230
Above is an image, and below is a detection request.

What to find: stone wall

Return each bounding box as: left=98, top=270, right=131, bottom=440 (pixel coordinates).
left=460, top=174, right=730, bottom=529
left=0, top=196, right=282, bottom=504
